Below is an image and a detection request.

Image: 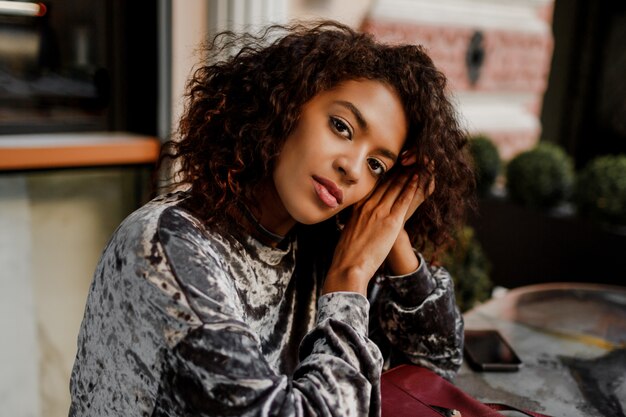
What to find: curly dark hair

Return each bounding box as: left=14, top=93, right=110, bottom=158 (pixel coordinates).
left=158, top=20, right=475, bottom=254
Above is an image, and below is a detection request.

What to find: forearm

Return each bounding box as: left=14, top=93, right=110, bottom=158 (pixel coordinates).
left=160, top=293, right=384, bottom=416
left=322, top=264, right=370, bottom=296
left=377, top=260, right=464, bottom=379
left=385, top=229, right=419, bottom=276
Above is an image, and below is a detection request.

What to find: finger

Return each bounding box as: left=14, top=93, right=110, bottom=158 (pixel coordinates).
left=358, top=169, right=408, bottom=209
left=422, top=161, right=436, bottom=198
left=376, top=170, right=415, bottom=210
left=389, top=173, right=420, bottom=215
left=412, top=159, right=435, bottom=199
left=402, top=172, right=435, bottom=223
left=426, top=175, right=436, bottom=198
left=355, top=174, right=396, bottom=209
left=400, top=151, right=418, bottom=166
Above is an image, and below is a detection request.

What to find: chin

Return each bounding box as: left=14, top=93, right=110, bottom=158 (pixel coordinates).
left=288, top=203, right=336, bottom=226
left=294, top=213, right=334, bottom=226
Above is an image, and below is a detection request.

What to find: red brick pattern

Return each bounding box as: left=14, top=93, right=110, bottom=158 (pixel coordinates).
left=361, top=19, right=553, bottom=94
left=361, top=14, right=554, bottom=160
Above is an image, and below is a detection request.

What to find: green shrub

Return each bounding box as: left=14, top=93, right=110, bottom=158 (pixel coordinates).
left=505, top=142, right=575, bottom=209
left=469, top=135, right=501, bottom=197
left=575, top=154, right=626, bottom=226
left=437, top=226, right=493, bottom=312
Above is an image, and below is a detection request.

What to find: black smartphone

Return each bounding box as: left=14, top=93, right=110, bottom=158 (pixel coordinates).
left=463, top=329, right=522, bottom=372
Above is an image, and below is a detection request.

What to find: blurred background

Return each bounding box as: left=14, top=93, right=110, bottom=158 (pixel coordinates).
left=0, top=0, right=624, bottom=416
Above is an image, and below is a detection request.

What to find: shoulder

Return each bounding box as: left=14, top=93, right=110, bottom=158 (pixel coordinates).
left=105, top=190, right=243, bottom=319
left=119, top=191, right=237, bottom=284
left=154, top=196, right=234, bottom=269
left=110, top=190, right=225, bottom=254
left=98, top=190, right=230, bottom=286
left=157, top=202, right=211, bottom=248
left=153, top=196, right=245, bottom=320
left=109, top=191, right=192, bottom=243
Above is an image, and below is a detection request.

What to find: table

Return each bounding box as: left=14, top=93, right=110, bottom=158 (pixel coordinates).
left=456, top=283, right=626, bottom=417
left=0, top=132, right=160, bottom=171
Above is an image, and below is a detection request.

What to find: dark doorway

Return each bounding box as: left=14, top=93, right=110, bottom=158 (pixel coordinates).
left=541, top=0, right=626, bottom=169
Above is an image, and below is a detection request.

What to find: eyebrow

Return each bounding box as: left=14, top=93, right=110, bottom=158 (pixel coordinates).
left=334, top=100, right=368, bottom=131
left=378, top=148, right=399, bottom=163
left=333, top=100, right=399, bottom=162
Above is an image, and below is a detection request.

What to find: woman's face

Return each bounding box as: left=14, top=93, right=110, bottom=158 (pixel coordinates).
left=270, top=79, right=408, bottom=227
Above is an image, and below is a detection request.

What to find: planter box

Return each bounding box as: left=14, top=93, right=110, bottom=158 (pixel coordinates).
left=469, top=197, right=626, bottom=288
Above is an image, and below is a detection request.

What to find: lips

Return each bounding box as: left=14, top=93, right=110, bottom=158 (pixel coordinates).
left=312, top=175, right=344, bottom=209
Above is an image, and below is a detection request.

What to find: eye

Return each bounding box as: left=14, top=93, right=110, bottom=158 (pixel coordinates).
left=367, top=158, right=387, bottom=177
left=329, top=116, right=352, bottom=140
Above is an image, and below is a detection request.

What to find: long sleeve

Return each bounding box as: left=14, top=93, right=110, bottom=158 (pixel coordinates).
left=153, top=208, right=385, bottom=416
left=154, top=294, right=383, bottom=416
left=69, top=197, right=385, bottom=417
left=369, top=253, right=464, bottom=381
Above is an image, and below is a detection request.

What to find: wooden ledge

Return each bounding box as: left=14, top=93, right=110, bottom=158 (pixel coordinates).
left=0, top=132, right=161, bottom=171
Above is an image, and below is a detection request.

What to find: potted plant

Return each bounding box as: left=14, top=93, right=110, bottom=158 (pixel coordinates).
left=425, top=226, right=493, bottom=312
left=469, top=134, right=501, bottom=198
left=574, top=154, right=626, bottom=230
left=469, top=142, right=626, bottom=288
left=439, top=226, right=493, bottom=312
left=504, top=142, right=575, bottom=210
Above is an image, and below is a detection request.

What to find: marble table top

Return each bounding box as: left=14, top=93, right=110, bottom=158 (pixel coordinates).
left=456, top=282, right=626, bottom=417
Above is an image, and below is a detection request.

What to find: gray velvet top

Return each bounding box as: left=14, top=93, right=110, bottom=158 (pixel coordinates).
left=69, top=191, right=463, bottom=417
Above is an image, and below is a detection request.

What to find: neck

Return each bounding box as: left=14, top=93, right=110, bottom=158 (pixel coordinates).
left=240, top=180, right=296, bottom=247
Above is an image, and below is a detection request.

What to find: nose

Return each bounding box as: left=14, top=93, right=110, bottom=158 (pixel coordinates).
left=333, top=152, right=365, bottom=185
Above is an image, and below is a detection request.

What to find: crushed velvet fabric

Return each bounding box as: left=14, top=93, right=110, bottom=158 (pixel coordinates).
left=69, top=191, right=463, bottom=417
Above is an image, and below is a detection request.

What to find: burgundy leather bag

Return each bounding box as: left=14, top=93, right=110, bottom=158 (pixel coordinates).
left=381, top=365, right=552, bottom=417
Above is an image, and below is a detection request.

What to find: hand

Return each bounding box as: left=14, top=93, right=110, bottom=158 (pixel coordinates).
left=386, top=153, right=436, bottom=275
left=322, top=171, right=422, bottom=295
left=399, top=152, right=436, bottom=225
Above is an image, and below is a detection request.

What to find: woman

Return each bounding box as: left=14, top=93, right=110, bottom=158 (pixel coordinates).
left=69, top=20, right=474, bottom=416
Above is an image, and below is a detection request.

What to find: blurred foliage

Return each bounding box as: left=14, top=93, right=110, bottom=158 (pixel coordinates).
left=505, top=142, right=575, bottom=209
left=469, top=134, right=501, bottom=197
left=426, top=226, right=493, bottom=312
left=575, top=154, right=626, bottom=226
